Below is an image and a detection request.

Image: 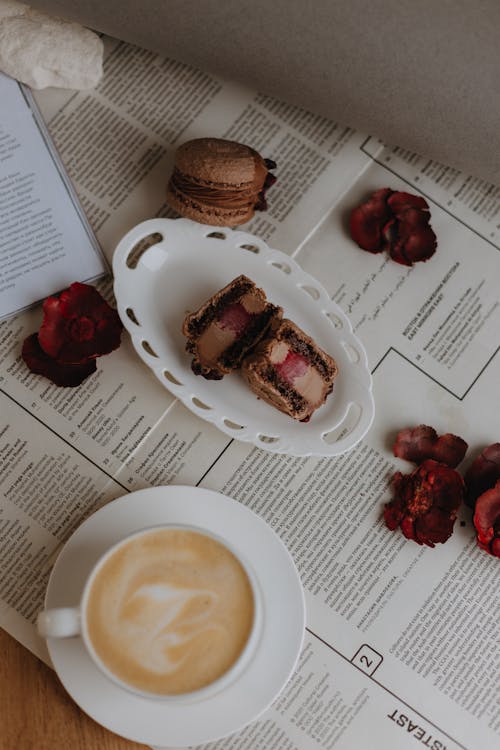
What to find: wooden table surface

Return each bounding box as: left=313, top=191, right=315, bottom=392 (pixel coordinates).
left=0, top=628, right=148, bottom=750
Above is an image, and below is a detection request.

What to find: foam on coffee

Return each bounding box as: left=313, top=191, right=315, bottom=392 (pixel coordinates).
left=85, top=528, right=255, bottom=695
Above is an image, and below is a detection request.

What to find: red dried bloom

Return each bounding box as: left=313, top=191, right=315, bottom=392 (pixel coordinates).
left=22, top=333, right=97, bottom=387
left=473, top=480, right=500, bottom=557
left=386, top=192, right=429, bottom=214
left=384, top=459, right=464, bottom=546
left=350, top=189, right=437, bottom=265
left=464, top=443, right=500, bottom=508
left=385, top=192, right=438, bottom=266
left=38, top=282, right=122, bottom=364
left=349, top=188, right=392, bottom=253
left=255, top=158, right=277, bottom=211
left=393, top=425, right=468, bottom=468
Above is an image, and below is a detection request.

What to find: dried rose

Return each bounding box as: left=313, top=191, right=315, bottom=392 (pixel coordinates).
left=350, top=188, right=437, bottom=265
left=473, top=480, right=500, bottom=557
left=22, top=333, right=97, bottom=387
left=393, top=425, right=468, bottom=468
left=349, top=188, right=392, bottom=253
left=384, top=459, right=464, bottom=547
left=464, top=443, right=500, bottom=508
left=38, top=282, right=122, bottom=364
left=384, top=192, right=438, bottom=265
left=255, top=158, right=278, bottom=211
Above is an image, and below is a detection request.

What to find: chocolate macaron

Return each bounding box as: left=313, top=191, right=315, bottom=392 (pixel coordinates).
left=167, top=138, right=276, bottom=227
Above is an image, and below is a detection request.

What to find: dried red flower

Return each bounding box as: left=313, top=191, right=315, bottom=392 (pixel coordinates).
left=349, top=188, right=392, bottom=253
left=464, top=443, right=500, bottom=508
left=38, top=282, right=122, bottom=364
left=22, top=333, right=97, bottom=387
left=350, top=188, right=437, bottom=265
left=384, top=459, right=464, bottom=546
left=393, top=425, right=468, bottom=468
left=255, top=158, right=277, bottom=211
left=473, top=480, right=500, bottom=557
left=386, top=192, right=429, bottom=214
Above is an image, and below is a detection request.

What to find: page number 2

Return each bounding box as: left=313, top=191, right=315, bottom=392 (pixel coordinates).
left=351, top=644, right=383, bottom=676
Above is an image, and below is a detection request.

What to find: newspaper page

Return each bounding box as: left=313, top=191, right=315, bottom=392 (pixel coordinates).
left=0, top=37, right=498, bottom=750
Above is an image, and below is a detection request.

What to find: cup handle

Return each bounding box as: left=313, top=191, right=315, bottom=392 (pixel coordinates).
left=37, top=608, right=81, bottom=638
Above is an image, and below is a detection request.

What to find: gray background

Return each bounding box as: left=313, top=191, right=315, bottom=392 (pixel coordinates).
left=30, top=0, right=500, bottom=185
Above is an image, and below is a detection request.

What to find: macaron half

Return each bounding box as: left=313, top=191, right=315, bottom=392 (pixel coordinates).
left=167, top=138, right=276, bottom=226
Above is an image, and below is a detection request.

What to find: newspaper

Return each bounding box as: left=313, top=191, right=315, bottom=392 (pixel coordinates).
left=0, top=36, right=498, bottom=750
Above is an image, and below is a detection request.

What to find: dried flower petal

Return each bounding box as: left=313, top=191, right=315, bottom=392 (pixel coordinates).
left=384, top=459, right=464, bottom=547
left=464, top=443, right=500, bottom=508
left=473, top=481, right=500, bottom=557
left=349, top=188, right=393, bottom=253
left=22, top=333, right=97, bottom=387
left=393, top=425, right=468, bottom=467
left=349, top=188, right=437, bottom=265
left=255, top=158, right=277, bottom=211
left=385, top=206, right=437, bottom=266
left=386, top=191, right=430, bottom=213
left=38, top=282, right=123, bottom=364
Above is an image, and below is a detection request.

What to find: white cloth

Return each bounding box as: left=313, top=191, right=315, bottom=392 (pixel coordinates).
left=0, top=1, right=103, bottom=89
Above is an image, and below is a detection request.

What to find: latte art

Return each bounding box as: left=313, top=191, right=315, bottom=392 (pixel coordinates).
left=85, top=528, right=255, bottom=695
left=119, top=582, right=220, bottom=674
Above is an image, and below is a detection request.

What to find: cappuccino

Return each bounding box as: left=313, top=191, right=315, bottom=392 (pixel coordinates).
left=85, top=527, right=255, bottom=696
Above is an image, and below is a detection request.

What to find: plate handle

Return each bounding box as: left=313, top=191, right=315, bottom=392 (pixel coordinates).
left=320, top=388, right=375, bottom=455
left=112, top=219, right=169, bottom=273
left=340, top=335, right=373, bottom=390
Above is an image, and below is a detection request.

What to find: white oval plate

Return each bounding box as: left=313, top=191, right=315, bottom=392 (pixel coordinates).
left=113, top=218, right=374, bottom=456
left=44, top=486, right=305, bottom=747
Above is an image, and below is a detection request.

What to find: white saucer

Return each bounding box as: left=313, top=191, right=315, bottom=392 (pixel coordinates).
left=44, top=486, right=306, bottom=747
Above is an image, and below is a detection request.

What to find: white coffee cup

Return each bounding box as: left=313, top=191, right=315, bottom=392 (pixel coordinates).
left=37, top=524, right=263, bottom=702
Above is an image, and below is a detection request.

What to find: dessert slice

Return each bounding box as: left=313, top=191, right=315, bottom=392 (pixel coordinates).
left=182, top=275, right=282, bottom=380
left=242, top=319, right=338, bottom=421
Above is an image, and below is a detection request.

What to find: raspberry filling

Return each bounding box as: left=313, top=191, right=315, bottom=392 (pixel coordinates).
left=275, top=350, right=309, bottom=384
left=219, top=303, right=253, bottom=336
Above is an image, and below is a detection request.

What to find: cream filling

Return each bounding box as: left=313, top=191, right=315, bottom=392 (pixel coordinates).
left=292, top=367, right=326, bottom=407
left=196, top=292, right=266, bottom=366
left=196, top=325, right=236, bottom=367
left=239, top=291, right=266, bottom=314
left=270, top=342, right=326, bottom=406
